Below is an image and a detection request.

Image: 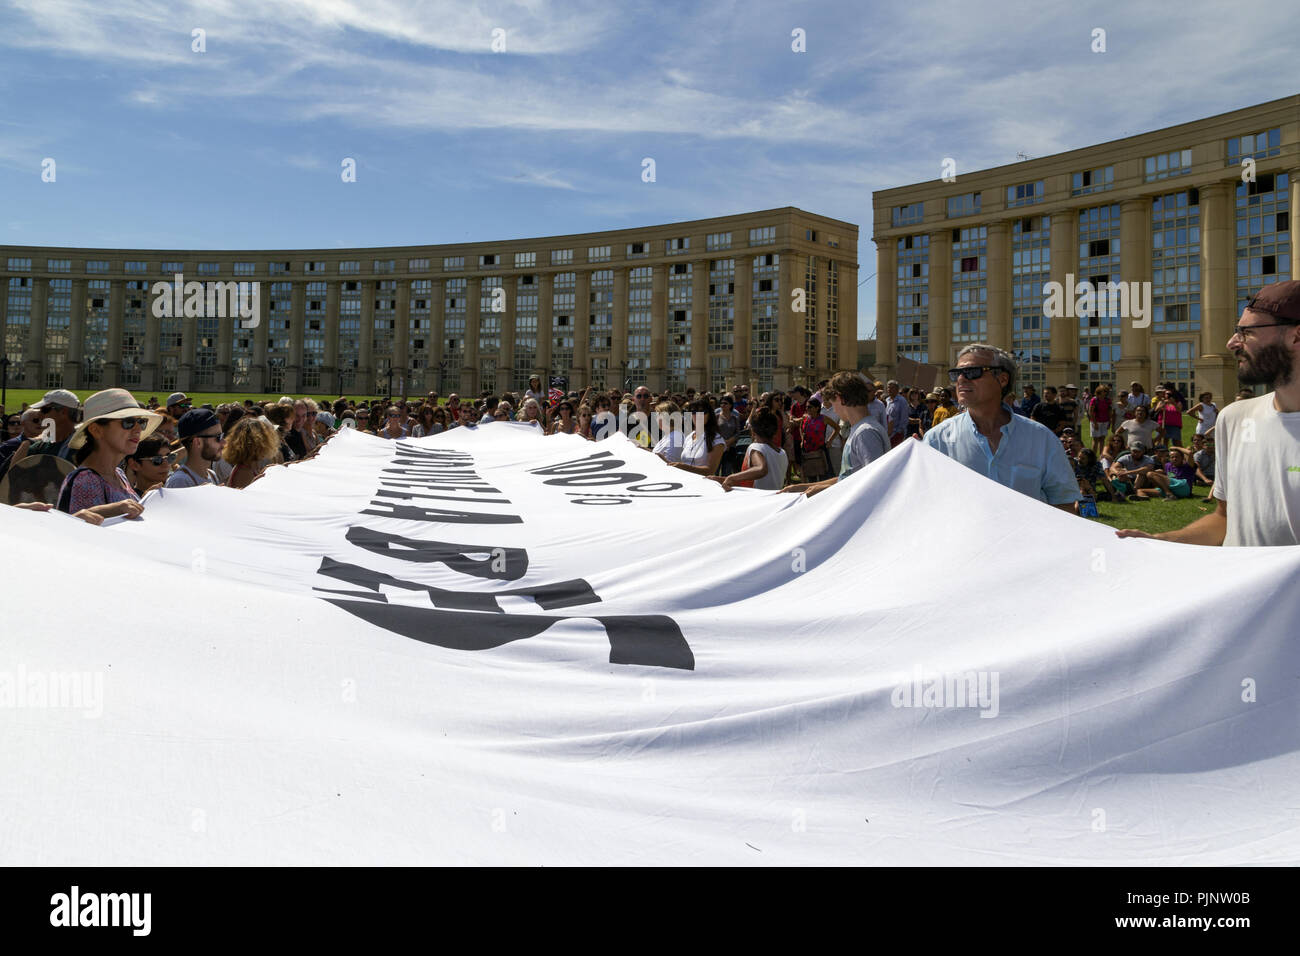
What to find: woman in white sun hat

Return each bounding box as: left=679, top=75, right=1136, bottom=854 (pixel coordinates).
left=56, top=388, right=162, bottom=519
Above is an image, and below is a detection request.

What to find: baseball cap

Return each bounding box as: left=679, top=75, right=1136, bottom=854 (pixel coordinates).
left=35, top=388, right=79, bottom=411
left=177, top=408, right=221, bottom=441
left=1129, top=441, right=1147, bottom=453
left=166, top=392, right=190, bottom=407
left=1063, top=384, right=1078, bottom=390
left=1244, top=279, right=1300, bottom=324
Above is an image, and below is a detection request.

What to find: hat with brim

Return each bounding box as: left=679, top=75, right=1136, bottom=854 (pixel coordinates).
left=68, top=389, right=162, bottom=450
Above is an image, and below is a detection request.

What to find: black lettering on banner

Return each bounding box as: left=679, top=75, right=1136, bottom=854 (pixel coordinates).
left=346, top=526, right=527, bottom=580
left=323, top=596, right=694, bottom=671
left=528, top=450, right=622, bottom=476
left=315, top=556, right=600, bottom=610
left=360, top=500, right=523, bottom=524
left=542, top=472, right=647, bottom=487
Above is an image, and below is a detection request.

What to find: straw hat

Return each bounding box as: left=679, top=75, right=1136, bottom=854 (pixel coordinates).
left=68, top=389, right=162, bottom=449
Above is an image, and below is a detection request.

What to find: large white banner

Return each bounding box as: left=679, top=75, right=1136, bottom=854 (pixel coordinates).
left=2, top=425, right=1297, bottom=864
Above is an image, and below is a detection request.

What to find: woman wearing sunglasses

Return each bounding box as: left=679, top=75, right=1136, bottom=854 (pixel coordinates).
left=56, top=389, right=161, bottom=519
left=380, top=406, right=408, bottom=439
left=124, top=436, right=176, bottom=496
left=548, top=401, right=577, bottom=435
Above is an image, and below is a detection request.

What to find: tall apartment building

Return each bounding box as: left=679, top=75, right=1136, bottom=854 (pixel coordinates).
left=0, top=208, right=857, bottom=398
left=872, top=95, right=1299, bottom=402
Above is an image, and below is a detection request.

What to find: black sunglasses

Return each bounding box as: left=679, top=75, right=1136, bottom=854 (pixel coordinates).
left=117, top=417, right=151, bottom=430
left=135, top=453, right=176, bottom=466
left=947, top=366, right=1005, bottom=383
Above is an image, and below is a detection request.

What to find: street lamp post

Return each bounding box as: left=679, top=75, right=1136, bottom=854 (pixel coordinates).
left=620, top=360, right=629, bottom=391
left=385, top=364, right=394, bottom=400
left=0, top=356, right=10, bottom=408
left=437, top=360, right=446, bottom=396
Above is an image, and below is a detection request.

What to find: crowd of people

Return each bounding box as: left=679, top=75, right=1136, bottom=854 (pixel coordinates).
left=2, top=279, right=1297, bottom=548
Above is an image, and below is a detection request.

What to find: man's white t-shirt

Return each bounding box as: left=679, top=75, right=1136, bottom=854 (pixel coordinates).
left=1119, top=418, right=1158, bottom=449
left=1212, top=393, right=1300, bottom=546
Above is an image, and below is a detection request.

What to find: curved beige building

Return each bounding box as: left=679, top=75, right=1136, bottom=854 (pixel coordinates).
left=1, top=207, right=858, bottom=398
left=871, top=95, right=1299, bottom=402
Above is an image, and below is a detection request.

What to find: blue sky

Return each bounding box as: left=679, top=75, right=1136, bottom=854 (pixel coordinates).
left=0, top=0, right=1296, bottom=340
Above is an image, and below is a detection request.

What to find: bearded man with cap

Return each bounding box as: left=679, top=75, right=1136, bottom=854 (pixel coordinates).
left=165, top=391, right=192, bottom=421
left=165, top=408, right=225, bottom=488
left=1118, top=280, right=1300, bottom=546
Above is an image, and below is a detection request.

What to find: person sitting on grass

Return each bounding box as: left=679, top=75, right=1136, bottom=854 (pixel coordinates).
left=709, top=407, right=787, bottom=491
left=1107, top=441, right=1159, bottom=500
left=1075, top=448, right=1126, bottom=502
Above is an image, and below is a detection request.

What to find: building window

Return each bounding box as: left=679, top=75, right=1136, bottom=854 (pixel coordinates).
left=43, top=278, right=72, bottom=388
left=83, top=279, right=109, bottom=386
left=706, top=232, right=731, bottom=251
left=1158, top=341, right=1196, bottom=398
left=550, top=249, right=573, bottom=265
left=1071, top=165, right=1114, bottom=197
left=442, top=256, right=464, bottom=270
left=7, top=257, right=31, bottom=271
left=124, top=260, right=148, bottom=274
left=626, top=242, right=648, bottom=258
left=373, top=259, right=395, bottom=274
left=1235, top=172, right=1291, bottom=313
left=627, top=267, right=652, bottom=384
left=896, top=234, right=929, bottom=365
left=946, top=192, right=981, bottom=218
left=339, top=260, right=360, bottom=274
left=950, top=226, right=987, bottom=346
left=47, top=259, right=71, bottom=273
left=1006, top=181, right=1044, bottom=208
left=748, top=226, right=776, bottom=246
left=1144, top=149, right=1193, bottom=182
left=479, top=254, right=498, bottom=267
left=305, top=261, right=326, bottom=273
left=891, top=202, right=924, bottom=227
left=1011, top=215, right=1051, bottom=390
left=268, top=261, right=291, bottom=275
left=1152, top=190, right=1201, bottom=334
left=161, top=261, right=183, bottom=274
left=804, top=229, right=817, bottom=242
left=589, top=269, right=614, bottom=354
left=708, top=258, right=736, bottom=385
left=667, top=237, right=690, bottom=254
left=587, top=246, right=611, bottom=263
left=1077, top=203, right=1122, bottom=390
left=514, top=252, right=536, bottom=268
left=197, top=262, right=221, bottom=276
left=751, top=254, right=779, bottom=392
left=1227, top=128, right=1281, bottom=165
left=550, top=271, right=575, bottom=379
left=407, top=258, right=430, bottom=272
left=233, top=261, right=256, bottom=276
left=86, top=260, right=109, bottom=273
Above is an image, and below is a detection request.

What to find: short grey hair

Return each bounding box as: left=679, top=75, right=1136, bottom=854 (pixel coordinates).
left=956, top=343, right=1018, bottom=398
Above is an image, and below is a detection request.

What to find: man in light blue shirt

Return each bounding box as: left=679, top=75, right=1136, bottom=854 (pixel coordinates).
left=883, top=380, right=910, bottom=448
left=922, top=344, right=1081, bottom=511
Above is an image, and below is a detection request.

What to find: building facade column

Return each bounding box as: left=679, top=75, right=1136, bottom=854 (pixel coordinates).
left=839, top=260, right=858, bottom=372
left=612, top=266, right=630, bottom=389
left=926, top=230, right=951, bottom=371
left=536, top=273, right=553, bottom=384
left=648, top=264, right=667, bottom=391
left=66, top=278, right=86, bottom=389
left=26, top=276, right=48, bottom=388
left=1046, top=210, right=1078, bottom=385
left=498, top=279, right=515, bottom=393
left=688, top=259, right=708, bottom=389
left=732, top=256, right=753, bottom=388
left=358, top=279, right=376, bottom=395
left=985, top=220, right=1011, bottom=353
left=463, top=276, right=481, bottom=397
left=573, top=271, right=590, bottom=390
left=285, top=281, right=305, bottom=393
left=395, top=280, right=411, bottom=396
left=106, top=280, right=124, bottom=389
left=1291, top=169, right=1300, bottom=282
left=776, top=251, right=801, bottom=390
left=251, top=285, right=270, bottom=393
left=1197, top=182, right=1238, bottom=403
left=216, top=288, right=236, bottom=392
left=870, top=238, right=896, bottom=382
left=323, top=281, right=340, bottom=396
left=1117, top=198, right=1153, bottom=385
left=143, top=279, right=161, bottom=391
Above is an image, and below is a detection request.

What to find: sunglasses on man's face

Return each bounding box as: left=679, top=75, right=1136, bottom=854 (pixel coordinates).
left=137, top=453, right=176, bottom=466
left=947, top=366, right=1004, bottom=383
